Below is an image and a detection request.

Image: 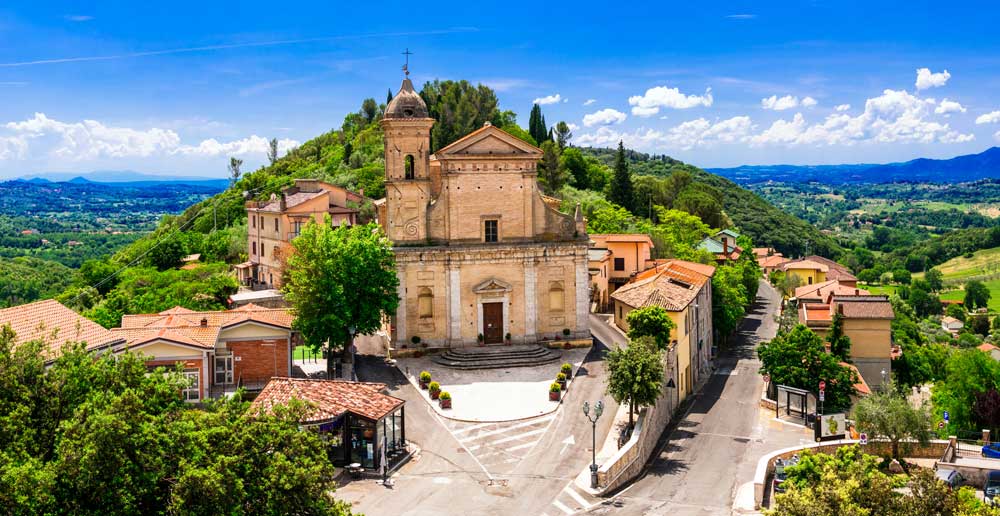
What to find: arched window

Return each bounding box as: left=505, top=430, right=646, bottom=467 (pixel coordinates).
left=418, top=287, right=433, bottom=318
left=404, top=155, right=415, bottom=180
left=549, top=281, right=565, bottom=312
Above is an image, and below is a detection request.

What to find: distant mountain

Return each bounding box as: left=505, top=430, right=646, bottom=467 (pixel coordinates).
left=708, top=146, right=1000, bottom=185
left=17, top=170, right=230, bottom=189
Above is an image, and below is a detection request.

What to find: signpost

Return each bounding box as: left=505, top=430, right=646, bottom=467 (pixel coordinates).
left=860, top=432, right=868, bottom=445
left=818, top=381, right=826, bottom=415
left=944, top=411, right=950, bottom=423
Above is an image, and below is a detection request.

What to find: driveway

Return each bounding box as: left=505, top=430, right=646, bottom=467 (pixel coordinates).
left=585, top=280, right=808, bottom=516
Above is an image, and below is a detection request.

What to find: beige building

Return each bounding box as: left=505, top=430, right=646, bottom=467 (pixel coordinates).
left=589, top=234, right=655, bottom=300
left=241, top=179, right=366, bottom=288
left=377, top=76, right=589, bottom=348
left=610, top=260, right=715, bottom=401
left=799, top=295, right=894, bottom=389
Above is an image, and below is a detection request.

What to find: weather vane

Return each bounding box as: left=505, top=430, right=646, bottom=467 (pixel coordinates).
left=402, top=48, right=413, bottom=77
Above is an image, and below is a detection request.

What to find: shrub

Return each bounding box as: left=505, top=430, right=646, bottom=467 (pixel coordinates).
left=477, top=333, right=484, bottom=342
left=439, top=391, right=451, bottom=401
left=505, top=332, right=512, bottom=341
left=561, top=363, right=572, bottom=375
left=556, top=372, right=567, bottom=382
left=550, top=382, right=562, bottom=393
left=411, top=335, right=421, bottom=344
left=428, top=381, right=440, bottom=392
left=419, top=371, right=431, bottom=384
left=562, top=328, right=571, bottom=336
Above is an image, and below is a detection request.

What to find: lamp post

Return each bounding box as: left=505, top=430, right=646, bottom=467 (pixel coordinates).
left=583, top=400, right=604, bottom=489
left=347, top=325, right=357, bottom=381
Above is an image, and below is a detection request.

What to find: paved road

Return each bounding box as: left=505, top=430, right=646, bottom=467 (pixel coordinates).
left=585, top=280, right=795, bottom=516
left=339, top=313, right=622, bottom=516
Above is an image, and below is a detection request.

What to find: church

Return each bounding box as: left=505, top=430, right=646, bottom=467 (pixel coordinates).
left=376, top=74, right=591, bottom=349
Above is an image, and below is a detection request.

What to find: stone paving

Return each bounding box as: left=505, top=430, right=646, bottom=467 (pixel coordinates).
left=395, top=347, right=590, bottom=422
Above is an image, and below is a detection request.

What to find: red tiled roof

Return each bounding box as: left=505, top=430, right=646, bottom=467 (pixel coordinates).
left=831, top=295, right=895, bottom=319
left=840, top=362, right=872, bottom=395
left=612, top=261, right=710, bottom=311
left=979, top=343, right=999, bottom=353
left=792, top=255, right=857, bottom=283
left=794, top=280, right=868, bottom=301
left=0, top=299, right=122, bottom=359
left=800, top=303, right=833, bottom=326
left=251, top=378, right=404, bottom=423
left=591, top=233, right=655, bottom=246
left=116, top=305, right=293, bottom=349
left=760, top=255, right=789, bottom=268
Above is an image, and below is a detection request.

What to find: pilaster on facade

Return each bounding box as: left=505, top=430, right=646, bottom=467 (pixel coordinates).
left=523, top=260, right=537, bottom=343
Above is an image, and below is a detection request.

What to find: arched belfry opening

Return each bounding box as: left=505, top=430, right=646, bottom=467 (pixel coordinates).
left=404, top=155, right=415, bottom=179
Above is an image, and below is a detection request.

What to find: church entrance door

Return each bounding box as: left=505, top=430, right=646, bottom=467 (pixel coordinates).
left=482, top=302, right=503, bottom=344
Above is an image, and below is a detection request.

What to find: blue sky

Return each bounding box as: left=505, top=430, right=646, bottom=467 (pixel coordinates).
left=1, top=1, right=999, bottom=178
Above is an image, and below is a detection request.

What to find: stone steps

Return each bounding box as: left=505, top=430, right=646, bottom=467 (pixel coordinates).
left=430, top=345, right=562, bottom=370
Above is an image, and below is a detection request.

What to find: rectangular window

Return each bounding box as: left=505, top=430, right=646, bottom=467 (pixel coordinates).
left=251, top=215, right=256, bottom=228
left=484, top=219, right=498, bottom=243
left=614, top=258, right=625, bottom=271
left=214, top=356, right=233, bottom=385
left=251, top=241, right=256, bottom=256
left=182, top=370, right=200, bottom=402
left=274, top=218, right=279, bottom=232
left=291, top=220, right=303, bottom=239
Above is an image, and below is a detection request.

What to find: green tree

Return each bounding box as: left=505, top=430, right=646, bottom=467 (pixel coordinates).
left=267, top=137, right=279, bottom=165
left=946, top=303, right=966, bottom=322
left=587, top=204, right=633, bottom=233
left=712, top=265, right=748, bottom=346
left=964, top=280, right=991, bottom=310
left=827, top=312, right=852, bottom=361
left=625, top=306, right=676, bottom=350
left=853, top=387, right=932, bottom=460
left=560, top=147, right=589, bottom=189
left=925, top=268, right=944, bottom=292
left=420, top=80, right=503, bottom=151
left=892, top=268, right=912, bottom=285
left=538, top=140, right=568, bottom=195
left=675, top=184, right=726, bottom=228
left=554, top=121, right=572, bottom=150
left=758, top=325, right=858, bottom=412
left=608, top=141, right=635, bottom=213
left=360, top=97, right=378, bottom=123
left=228, top=156, right=243, bottom=183
left=931, top=349, right=1000, bottom=434
left=148, top=237, right=186, bottom=271
left=909, top=287, right=942, bottom=318
left=528, top=104, right=549, bottom=144
left=284, top=219, right=399, bottom=377
left=605, top=337, right=664, bottom=429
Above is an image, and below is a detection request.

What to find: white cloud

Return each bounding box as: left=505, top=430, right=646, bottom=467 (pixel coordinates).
left=533, top=93, right=562, bottom=105
left=915, top=68, right=950, bottom=90
left=574, top=126, right=665, bottom=149
left=995, top=130, right=1000, bottom=143
left=566, top=123, right=580, bottom=131
left=835, top=104, right=851, bottom=112
left=628, top=86, right=712, bottom=116
left=934, top=98, right=966, bottom=115
left=583, top=99, right=596, bottom=106
left=976, top=111, right=1000, bottom=124
left=761, top=95, right=815, bottom=111
left=664, top=116, right=753, bottom=149
left=0, top=112, right=300, bottom=164
left=582, top=108, right=627, bottom=127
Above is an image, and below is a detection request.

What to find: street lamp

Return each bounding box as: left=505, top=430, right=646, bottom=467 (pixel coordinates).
left=347, top=325, right=358, bottom=381
left=880, top=369, right=887, bottom=389
left=583, top=400, right=604, bottom=489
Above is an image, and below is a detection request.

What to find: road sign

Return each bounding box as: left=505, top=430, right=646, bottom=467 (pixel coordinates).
left=763, top=375, right=770, bottom=384
left=943, top=411, right=950, bottom=422
left=819, top=390, right=825, bottom=402
left=819, top=380, right=826, bottom=391
left=860, top=433, right=868, bottom=445
left=939, top=421, right=945, bottom=429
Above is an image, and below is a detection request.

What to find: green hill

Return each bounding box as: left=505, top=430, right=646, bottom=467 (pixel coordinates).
left=64, top=79, right=835, bottom=324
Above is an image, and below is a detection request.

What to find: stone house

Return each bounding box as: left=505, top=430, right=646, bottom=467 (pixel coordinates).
left=377, top=76, right=589, bottom=349
left=941, top=315, right=964, bottom=335
left=241, top=179, right=367, bottom=289
left=798, top=295, right=895, bottom=389
left=111, top=304, right=297, bottom=402
left=610, top=259, right=715, bottom=401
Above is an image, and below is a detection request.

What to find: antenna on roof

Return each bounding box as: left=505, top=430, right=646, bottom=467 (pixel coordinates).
left=402, top=48, right=413, bottom=77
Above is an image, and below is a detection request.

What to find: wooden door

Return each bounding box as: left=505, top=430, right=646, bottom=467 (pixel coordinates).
left=482, top=302, right=503, bottom=344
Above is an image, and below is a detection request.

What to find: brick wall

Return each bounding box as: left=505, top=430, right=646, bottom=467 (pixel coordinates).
left=228, top=338, right=290, bottom=385
left=145, top=358, right=203, bottom=399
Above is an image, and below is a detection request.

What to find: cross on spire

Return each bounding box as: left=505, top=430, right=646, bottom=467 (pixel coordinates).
left=402, top=48, right=413, bottom=77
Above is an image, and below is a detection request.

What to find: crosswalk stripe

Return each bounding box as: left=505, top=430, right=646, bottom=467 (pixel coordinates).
left=458, top=415, right=554, bottom=443
left=451, top=422, right=494, bottom=435
left=490, top=428, right=547, bottom=446
left=564, top=487, right=590, bottom=508
left=506, top=440, right=538, bottom=452
left=552, top=500, right=574, bottom=515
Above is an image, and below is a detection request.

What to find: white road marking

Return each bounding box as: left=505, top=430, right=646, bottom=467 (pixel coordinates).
left=552, top=500, right=574, bottom=515
left=490, top=428, right=547, bottom=446
left=564, top=486, right=590, bottom=507
left=425, top=405, right=494, bottom=481
left=507, top=441, right=538, bottom=452
left=458, top=415, right=554, bottom=443
left=450, top=422, right=495, bottom=435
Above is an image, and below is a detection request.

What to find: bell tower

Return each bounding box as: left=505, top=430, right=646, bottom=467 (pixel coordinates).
left=381, top=72, right=435, bottom=244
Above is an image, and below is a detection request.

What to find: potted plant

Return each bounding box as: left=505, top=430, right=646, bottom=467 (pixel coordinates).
left=563, top=341, right=572, bottom=349
left=556, top=372, right=567, bottom=390
left=505, top=332, right=512, bottom=345
left=429, top=381, right=441, bottom=400
left=411, top=335, right=421, bottom=346
left=439, top=391, right=452, bottom=409
left=477, top=333, right=484, bottom=346
left=419, top=371, right=431, bottom=390
left=562, top=328, right=571, bottom=337
left=549, top=382, right=562, bottom=401
left=561, top=363, right=573, bottom=377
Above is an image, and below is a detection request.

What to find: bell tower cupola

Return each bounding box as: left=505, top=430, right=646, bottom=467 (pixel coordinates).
left=381, top=70, right=435, bottom=244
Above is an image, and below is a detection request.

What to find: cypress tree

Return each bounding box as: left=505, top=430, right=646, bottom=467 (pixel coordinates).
left=528, top=104, right=548, bottom=145
left=608, top=140, right=635, bottom=212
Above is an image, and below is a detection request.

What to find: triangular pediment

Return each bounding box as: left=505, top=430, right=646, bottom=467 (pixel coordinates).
left=435, top=125, right=543, bottom=158
left=473, top=278, right=513, bottom=293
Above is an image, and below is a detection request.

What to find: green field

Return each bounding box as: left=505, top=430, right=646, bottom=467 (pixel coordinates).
left=858, top=283, right=897, bottom=296
left=915, top=247, right=1000, bottom=282
left=939, top=280, right=1000, bottom=313
left=293, top=345, right=322, bottom=361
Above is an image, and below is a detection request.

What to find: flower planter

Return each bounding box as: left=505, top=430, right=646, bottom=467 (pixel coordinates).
left=430, top=390, right=440, bottom=400
left=549, top=390, right=561, bottom=401
left=440, top=398, right=452, bottom=409
left=419, top=381, right=428, bottom=390
left=563, top=342, right=572, bottom=350
left=558, top=379, right=567, bottom=390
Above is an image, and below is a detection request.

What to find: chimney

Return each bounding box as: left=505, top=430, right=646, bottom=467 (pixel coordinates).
left=279, top=193, right=287, bottom=212
left=855, top=289, right=860, bottom=295
left=721, top=236, right=729, bottom=259
left=200, top=317, right=208, bottom=327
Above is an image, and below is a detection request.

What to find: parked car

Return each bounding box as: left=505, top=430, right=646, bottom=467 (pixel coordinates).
left=985, top=471, right=1000, bottom=506
left=983, top=443, right=1000, bottom=459
left=935, top=468, right=966, bottom=490
left=773, top=455, right=800, bottom=494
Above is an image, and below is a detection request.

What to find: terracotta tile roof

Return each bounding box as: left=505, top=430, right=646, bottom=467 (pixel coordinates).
left=760, top=255, right=789, bottom=268
left=644, top=259, right=716, bottom=279
left=591, top=233, right=655, bottom=246
left=115, top=305, right=293, bottom=349
left=0, top=299, right=123, bottom=359
left=612, top=262, right=708, bottom=311
left=942, top=316, right=963, bottom=326
left=840, top=362, right=872, bottom=395
left=251, top=378, right=404, bottom=423
left=786, top=255, right=857, bottom=283
left=753, top=247, right=779, bottom=258
left=799, top=303, right=833, bottom=326
left=830, top=295, right=895, bottom=319
left=794, top=280, right=868, bottom=302
left=782, top=259, right=830, bottom=272
left=978, top=343, right=998, bottom=353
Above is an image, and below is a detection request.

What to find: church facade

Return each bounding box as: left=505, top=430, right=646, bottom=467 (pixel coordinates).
left=376, top=77, right=591, bottom=348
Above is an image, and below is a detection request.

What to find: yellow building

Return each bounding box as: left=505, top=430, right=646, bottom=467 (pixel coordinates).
left=781, top=259, right=829, bottom=286
left=799, top=295, right=894, bottom=389
left=377, top=75, right=589, bottom=348
left=242, top=179, right=366, bottom=288
left=610, top=260, right=715, bottom=401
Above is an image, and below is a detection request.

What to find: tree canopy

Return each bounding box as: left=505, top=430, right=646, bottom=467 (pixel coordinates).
left=758, top=325, right=858, bottom=412
left=625, top=306, right=676, bottom=350
left=605, top=337, right=664, bottom=429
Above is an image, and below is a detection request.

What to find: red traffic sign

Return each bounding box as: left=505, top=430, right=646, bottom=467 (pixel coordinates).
left=819, top=380, right=826, bottom=391
left=763, top=375, right=770, bottom=384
